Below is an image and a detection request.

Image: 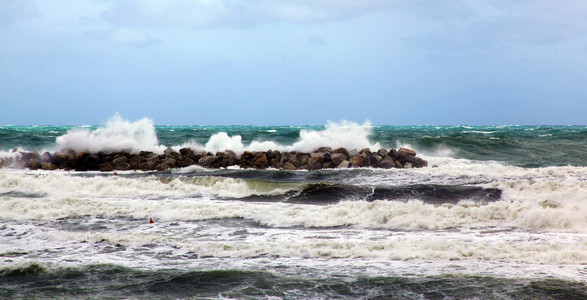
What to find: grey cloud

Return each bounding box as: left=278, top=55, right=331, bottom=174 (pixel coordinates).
left=306, top=35, right=328, bottom=46
left=100, top=0, right=398, bottom=29
left=85, top=28, right=161, bottom=48
left=0, top=0, right=42, bottom=25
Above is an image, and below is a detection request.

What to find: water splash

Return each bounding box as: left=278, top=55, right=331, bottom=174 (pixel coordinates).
left=55, top=113, right=165, bottom=153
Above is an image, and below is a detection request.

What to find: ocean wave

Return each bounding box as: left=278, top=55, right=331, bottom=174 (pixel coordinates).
left=51, top=114, right=381, bottom=155
left=2, top=192, right=585, bottom=233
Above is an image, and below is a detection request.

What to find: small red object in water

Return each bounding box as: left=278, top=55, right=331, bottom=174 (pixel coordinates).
left=149, top=218, right=154, bottom=223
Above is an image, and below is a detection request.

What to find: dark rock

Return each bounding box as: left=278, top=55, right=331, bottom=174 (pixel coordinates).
left=332, top=147, right=350, bottom=158
left=70, top=152, right=89, bottom=171
left=225, top=150, right=239, bottom=166
left=112, top=156, right=128, bottom=165
left=99, top=162, right=115, bottom=172
left=82, top=154, right=100, bottom=171
left=368, top=155, right=382, bottom=167
left=399, top=147, right=417, bottom=156
left=26, top=159, right=41, bottom=170
left=198, top=155, right=218, bottom=168
left=314, top=146, right=332, bottom=153
left=179, top=148, right=195, bottom=157
left=349, top=155, right=365, bottom=167
left=163, top=148, right=175, bottom=156
left=155, top=163, right=169, bottom=171
left=337, top=160, right=350, bottom=168
left=377, top=149, right=389, bottom=157
left=139, top=160, right=157, bottom=171
left=330, top=153, right=348, bottom=166
left=359, top=148, right=372, bottom=155
left=322, top=161, right=334, bottom=168
left=283, top=162, right=297, bottom=170
left=130, top=155, right=144, bottom=169
left=112, top=156, right=130, bottom=170
left=252, top=153, right=269, bottom=169
left=41, top=152, right=54, bottom=163
left=54, top=153, right=70, bottom=169
left=379, top=158, right=396, bottom=169
left=178, top=157, right=196, bottom=168
left=299, top=154, right=310, bottom=166
left=287, top=153, right=300, bottom=167
left=388, top=149, right=399, bottom=159
left=162, top=157, right=177, bottom=168
left=308, top=153, right=325, bottom=170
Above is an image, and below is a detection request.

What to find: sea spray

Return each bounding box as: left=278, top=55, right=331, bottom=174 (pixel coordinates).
left=186, top=120, right=381, bottom=155
left=55, top=113, right=165, bottom=154
left=1, top=121, right=586, bottom=299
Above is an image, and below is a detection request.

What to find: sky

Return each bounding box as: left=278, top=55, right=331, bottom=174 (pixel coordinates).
left=1, top=0, right=586, bottom=125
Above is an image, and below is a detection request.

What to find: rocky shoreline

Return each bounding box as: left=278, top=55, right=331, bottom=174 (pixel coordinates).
left=0, top=147, right=428, bottom=171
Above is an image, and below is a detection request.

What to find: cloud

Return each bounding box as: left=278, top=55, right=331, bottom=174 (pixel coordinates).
left=403, top=0, right=587, bottom=55
left=306, top=35, right=328, bottom=46
left=101, top=0, right=397, bottom=29
left=0, top=0, right=42, bottom=25
left=85, top=28, right=160, bottom=48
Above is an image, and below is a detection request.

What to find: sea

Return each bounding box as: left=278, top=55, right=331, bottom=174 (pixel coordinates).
left=1, top=117, right=586, bottom=299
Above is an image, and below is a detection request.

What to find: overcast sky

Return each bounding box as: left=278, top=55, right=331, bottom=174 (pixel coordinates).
left=1, top=0, right=586, bottom=125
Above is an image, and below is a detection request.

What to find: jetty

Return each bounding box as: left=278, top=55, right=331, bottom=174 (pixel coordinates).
left=1, top=147, right=428, bottom=171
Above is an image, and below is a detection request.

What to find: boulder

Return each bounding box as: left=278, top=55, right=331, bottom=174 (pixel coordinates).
left=314, top=146, right=332, bottom=153
left=252, top=153, right=269, bottom=169
left=163, top=148, right=175, bottom=157
left=130, top=155, right=144, bottom=169
left=349, top=155, right=365, bottom=167
left=299, top=154, right=310, bottom=166
left=25, top=159, right=41, bottom=170
left=337, top=160, right=350, bottom=168
left=139, top=160, right=157, bottom=171
left=330, top=153, right=348, bottom=166
left=225, top=150, right=239, bottom=166
left=332, top=147, right=350, bottom=158
left=99, top=162, right=115, bottom=172
left=322, top=161, right=334, bottom=169
left=377, top=149, right=389, bottom=157
left=308, top=153, right=325, bottom=170
left=179, top=148, right=196, bottom=158
left=70, top=152, right=89, bottom=171
left=368, top=155, right=382, bottom=167
left=282, top=162, right=297, bottom=170
left=198, top=155, right=218, bottom=168
left=379, top=158, right=396, bottom=169
left=54, top=153, right=70, bottom=169
left=155, top=163, right=170, bottom=171
left=287, top=153, right=300, bottom=167
left=399, top=147, right=417, bottom=156
left=359, top=148, right=372, bottom=155
left=84, top=154, right=101, bottom=170
left=388, top=149, right=399, bottom=160
left=178, top=157, right=196, bottom=168
left=162, top=157, right=177, bottom=168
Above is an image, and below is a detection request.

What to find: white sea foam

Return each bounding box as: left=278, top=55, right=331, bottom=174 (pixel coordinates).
left=50, top=115, right=381, bottom=155
left=54, top=113, right=165, bottom=154
left=0, top=171, right=298, bottom=200
left=179, top=120, right=380, bottom=155
left=2, top=215, right=584, bottom=266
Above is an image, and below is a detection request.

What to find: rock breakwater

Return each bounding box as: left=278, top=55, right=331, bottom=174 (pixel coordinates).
left=1, top=147, right=428, bottom=171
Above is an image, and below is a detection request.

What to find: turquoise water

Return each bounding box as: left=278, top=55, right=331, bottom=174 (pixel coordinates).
left=1, top=122, right=586, bottom=299
left=1, top=125, right=586, bottom=167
